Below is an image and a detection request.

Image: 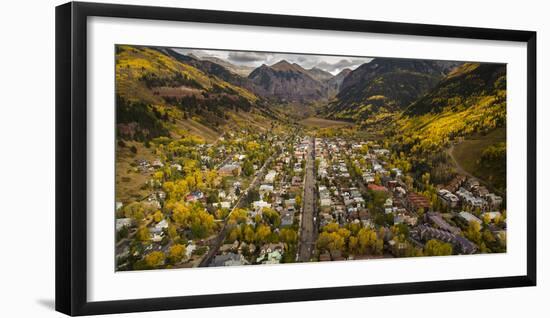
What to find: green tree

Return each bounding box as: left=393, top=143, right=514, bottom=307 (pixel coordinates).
left=424, top=239, right=453, bottom=256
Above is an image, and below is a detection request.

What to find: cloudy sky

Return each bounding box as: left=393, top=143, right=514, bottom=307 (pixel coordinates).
left=173, top=48, right=373, bottom=75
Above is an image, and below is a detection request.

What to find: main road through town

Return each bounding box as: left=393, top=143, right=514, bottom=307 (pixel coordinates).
left=298, top=136, right=317, bottom=262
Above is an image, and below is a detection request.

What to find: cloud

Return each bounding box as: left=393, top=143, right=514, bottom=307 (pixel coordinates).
left=170, top=47, right=372, bottom=74
left=315, top=58, right=373, bottom=73
left=227, top=51, right=269, bottom=63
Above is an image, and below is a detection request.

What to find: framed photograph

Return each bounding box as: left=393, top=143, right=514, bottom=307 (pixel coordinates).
left=55, top=1, right=536, bottom=316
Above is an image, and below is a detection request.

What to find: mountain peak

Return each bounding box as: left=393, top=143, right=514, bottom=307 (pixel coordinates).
left=271, top=59, right=298, bottom=71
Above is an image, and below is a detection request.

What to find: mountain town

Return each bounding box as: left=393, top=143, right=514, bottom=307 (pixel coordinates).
left=114, top=45, right=507, bottom=270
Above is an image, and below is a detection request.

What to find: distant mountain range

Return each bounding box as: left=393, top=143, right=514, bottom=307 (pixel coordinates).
left=248, top=60, right=330, bottom=103
left=115, top=45, right=505, bottom=150
left=324, top=58, right=461, bottom=121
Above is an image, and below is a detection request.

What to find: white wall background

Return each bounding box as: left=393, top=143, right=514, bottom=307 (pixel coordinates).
left=0, top=0, right=547, bottom=317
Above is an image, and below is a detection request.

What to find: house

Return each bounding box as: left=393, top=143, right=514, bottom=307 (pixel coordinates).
left=150, top=219, right=169, bottom=235
left=407, top=192, right=431, bottom=212
left=264, top=170, right=277, bottom=183
left=252, top=200, right=271, bottom=210
left=151, top=159, right=164, bottom=168
left=210, top=253, right=249, bottom=267
left=481, top=211, right=502, bottom=222
left=456, top=187, right=486, bottom=209
left=284, top=198, right=296, bottom=208
left=368, top=184, right=388, bottom=192
left=416, top=225, right=477, bottom=254
left=186, top=191, right=204, bottom=202
left=291, top=176, right=302, bottom=186
left=438, top=189, right=459, bottom=207
left=170, top=163, right=182, bottom=171
left=426, top=212, right=461, bottom=234
left=281, top=211, right=294, bottom=227
left=185, top=242, right=197, bottom=258
left=259, top=184, right=274, bottom=196
left=485, top=193, right=503, bottom=209
left=459, top=211, right=482, bottom=226
left=320, top=198, right=332, bottom=208
left=219, top=163, right=241, bottom=176
left=363, top=172, right=375, bottom=183
left=394, top=186, right=407, bottom=197
left=214, top=201, right=231, bottom=209
left=116, top=218, right=134, bottom=231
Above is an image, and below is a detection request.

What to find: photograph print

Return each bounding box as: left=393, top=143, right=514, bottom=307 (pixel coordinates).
left=114, top=45, right=507, bottom=271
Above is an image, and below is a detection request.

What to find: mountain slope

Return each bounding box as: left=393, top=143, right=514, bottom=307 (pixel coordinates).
left=115, top=45, right=264, bottom=141
left=396, top=62, right=506, bottom=154
left=194, top=54, right=255, bottom=77
left=324, top=58, right=460, bottom=121
left=326, top=68, right=351, bottom=99
left=307, top=67, right=334, bottom=82
left=248, top=60, right=328, bottom=103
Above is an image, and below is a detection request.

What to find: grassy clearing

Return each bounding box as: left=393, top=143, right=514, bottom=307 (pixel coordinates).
left=299, top=117, right=354, bottom=129
left=174, top=118, right=220, bottom=143
left=451, top=127, right=506, bottom=192
left=115, top=141, right=157, bottom=203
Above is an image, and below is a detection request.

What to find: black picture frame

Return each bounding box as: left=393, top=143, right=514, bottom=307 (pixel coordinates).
left=55, top=1, right=537, bottom=316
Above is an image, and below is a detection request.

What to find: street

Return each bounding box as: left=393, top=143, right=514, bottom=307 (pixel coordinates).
left=297, top=136, right=317, bottom=262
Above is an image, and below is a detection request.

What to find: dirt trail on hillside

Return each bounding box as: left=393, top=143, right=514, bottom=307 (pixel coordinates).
left=446, top=144, right=505, bottom=197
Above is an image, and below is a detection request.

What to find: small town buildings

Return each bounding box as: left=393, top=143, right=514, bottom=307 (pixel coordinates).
left=259, top=184, right=274, bottom=196
left=481, top=211, right=502, bottom=222
left=264, top=170, right=277, bottom=183
left=456, top=187, right=486, bottom=209
left=368, top=184, right=388, bottom=192
left=485, top=193, right=503, bottom=209
left=438, top=189, right=459, bottom=207
left=214, top=201, right=231, bottom=209
left=416, top=225, right=477, bottom=254
left=219, top=163, right=241, bottom=176
left=252, top=200, right=271, bottom=210
left=116, top=218, right=134, bottom=231
left=210, top=253, right=249, bottom=267
left=426, top=212, right=461, bottom=234
left=459, top=211, right=482, bottom=226
left=151, top=159, right=164, bottom=168
left=280, top=211, right=294, bottom=227
left=186, top=190, right=204, bottom=202
left=407, top=192, right=431, bottom=212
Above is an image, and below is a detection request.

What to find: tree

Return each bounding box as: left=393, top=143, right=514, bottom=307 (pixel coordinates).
left=242, top=160, right=254, bottom=176
left=228, top=226, right=242, bottom=242
left=123, top=202, right=154, bottom=222
left=153, top=210, right=163, bottom=223
left=280, top=228, right=298, bottom=245
left=356, top=228, right=382, bottom=255
left=243, top=225, right=255, bottom=243
left=316, top=232, right=345, bottom=256
left=255, top=224, right=272, bottom=244
left=464, top=220, right=482, bottom=245
left=424, top=239, right=453, bottom=256
left=136, top=226, right=150, bottom=241
left=262, top=208, right=281, bottom=228
left=167, top=222, right=179, bottom=240
left=295, top=194, right=302, bottom=208
left=144, top=251, right=165, bottom=267
left=168, top=244, right=186, bottom=263
left=348, top=236, right=359, bottom=254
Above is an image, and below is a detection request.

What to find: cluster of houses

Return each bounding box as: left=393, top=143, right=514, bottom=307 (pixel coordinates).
left=208, top=136, right=308, bottom=266
left=439, top=176, right=503, bottom=211
left=315, top=138, right=370, bottom=228
left=312, top=137, right=507, bottom=259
